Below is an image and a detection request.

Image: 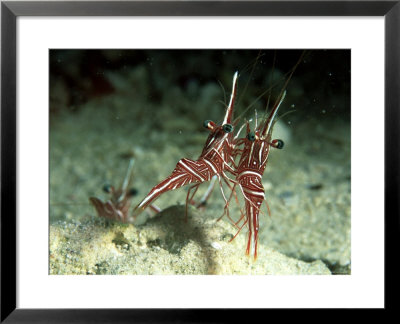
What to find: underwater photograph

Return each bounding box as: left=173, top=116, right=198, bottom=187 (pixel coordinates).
left=49, top=49, right=350, bottom=275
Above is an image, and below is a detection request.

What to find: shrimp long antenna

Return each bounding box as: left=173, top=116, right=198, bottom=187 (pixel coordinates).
left=236, top=50, right=264, bottom=108
left=275, top=51, right=306, bottom=108
left=233, top=69, right=292, bottom=124
left=234, top=118, right=252, bottom=140
left=121, top=158, right=135, bottom=192
left=262, top=90, right=286, bottom=137
left=217, top=79, right=227, bottom=107
left=234, top=50, right=308, bottom=124
left=265, top=51, right=277, bottom=116
left=273, top=109, right=297, bottom=125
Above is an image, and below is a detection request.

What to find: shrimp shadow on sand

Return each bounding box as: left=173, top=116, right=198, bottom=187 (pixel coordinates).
left=140, top=205, right=224, bottom=274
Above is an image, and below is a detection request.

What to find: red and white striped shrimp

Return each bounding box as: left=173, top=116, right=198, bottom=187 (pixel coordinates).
left=232, top=91, right=286, bottom=259
left=133, top=71, right=239, bottom=218
left=221, top=51, right=305, bottom=259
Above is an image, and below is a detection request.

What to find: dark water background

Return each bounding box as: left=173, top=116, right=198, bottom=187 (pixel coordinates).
left=50, top=49, right=350, bottom=120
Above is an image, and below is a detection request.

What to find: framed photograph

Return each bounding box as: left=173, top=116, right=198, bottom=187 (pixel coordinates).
left=1, top=0, right=397, bottom=321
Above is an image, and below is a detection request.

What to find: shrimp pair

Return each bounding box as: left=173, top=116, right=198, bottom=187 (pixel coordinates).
left=130, top=71, right=288, bottom=259
left=90, top=67, right=293, bottom=259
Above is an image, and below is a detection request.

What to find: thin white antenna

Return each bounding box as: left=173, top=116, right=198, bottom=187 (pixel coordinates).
left=121, top=158, right=135, bottom=192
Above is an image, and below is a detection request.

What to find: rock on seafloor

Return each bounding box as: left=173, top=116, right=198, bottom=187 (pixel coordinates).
left=50, top=206, right=331, bottom=275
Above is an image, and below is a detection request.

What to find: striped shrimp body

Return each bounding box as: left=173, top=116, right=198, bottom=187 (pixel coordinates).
left=234, top=90, right=286, bottom=259
left=133, top=71, right=239, bottom=218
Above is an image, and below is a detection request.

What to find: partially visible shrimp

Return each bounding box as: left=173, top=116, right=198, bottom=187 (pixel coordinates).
left=89, top=158, right=160, bottom=223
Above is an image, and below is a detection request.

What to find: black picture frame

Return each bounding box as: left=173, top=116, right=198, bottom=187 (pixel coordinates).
left=1, top=0, right=398, bottom=322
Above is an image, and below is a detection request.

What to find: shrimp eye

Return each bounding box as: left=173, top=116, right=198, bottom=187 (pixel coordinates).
left=203, top=120, right=211, bottom=128
left=203, top=120, right=215, bottom=130
left=273, top=139, right=284, bottom=149
left=103, top=184, right=112, bottom=193
left=247, top=131, right=256, bottom=141
left=222, top=123, right=233, bottom=133
left=128, top=188, right=138, bottom=197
